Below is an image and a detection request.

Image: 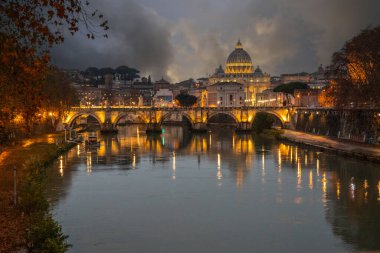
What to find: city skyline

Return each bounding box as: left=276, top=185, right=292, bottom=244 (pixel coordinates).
left=51, top=0, right=380, bottom=82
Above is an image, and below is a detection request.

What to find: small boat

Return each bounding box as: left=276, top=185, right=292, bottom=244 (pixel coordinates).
left=85, top=132, right=100, bottom=147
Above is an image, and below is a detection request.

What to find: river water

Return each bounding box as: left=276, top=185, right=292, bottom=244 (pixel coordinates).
left=49, top=125, right=380, bottom=253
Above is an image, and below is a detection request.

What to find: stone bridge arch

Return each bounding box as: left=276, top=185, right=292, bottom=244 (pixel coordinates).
left=253, top=109, right=287, bottom=128
left=159, top=111, right=195, bottom=128
left=207, top=111, right=240, bottom=125
left=112, top=111, right=147, bottom=127
left=64, top=111, right=104, bottom=128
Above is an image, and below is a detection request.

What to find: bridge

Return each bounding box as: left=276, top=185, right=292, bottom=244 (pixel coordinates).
left=63, top=106, right=295, bottom=133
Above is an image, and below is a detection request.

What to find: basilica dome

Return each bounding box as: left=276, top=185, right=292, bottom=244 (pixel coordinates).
left=225, top=40, right=253, bottom=74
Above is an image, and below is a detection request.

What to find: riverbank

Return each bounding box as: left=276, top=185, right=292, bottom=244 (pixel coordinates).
left=0, top=133, right=75, bottom=252
left=279, top=129, right=380, bottom=163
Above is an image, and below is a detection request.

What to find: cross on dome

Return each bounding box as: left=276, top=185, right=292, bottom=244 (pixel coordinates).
left=235, top=39, right=243, bottom=49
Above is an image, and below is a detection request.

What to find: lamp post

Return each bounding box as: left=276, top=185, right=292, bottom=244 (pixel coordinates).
left=49, top=112, right=55, bottom=128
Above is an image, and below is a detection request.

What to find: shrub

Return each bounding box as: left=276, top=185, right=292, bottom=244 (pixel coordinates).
left=19, top=157, right=70, bottom=253
left=174, top=93, right=197, bottom=107
left=252, top=113, right=275, bottom=133
left=26, top=215, right=70, bottom=253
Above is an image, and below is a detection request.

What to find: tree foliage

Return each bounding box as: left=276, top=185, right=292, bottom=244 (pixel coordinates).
left=41, top=68, right=78, bottom=118
left=115, top=65, right=140, bottom=80
left=324, top=26, right=380, bottom=108
left=174, top=93, right=197, bottom=107
left=252, top=112, right=275, bottom=133
left=83, top=67, right=99, bottom=77
left=273, top=82, right=309, bottom=94
left=273, top=82, right=308, bottom=106
left=0, top=0, right=108, bottom=48
left=98, top=67, right=115, bottom=78
left=83, top=66, right=140, bottom=81
left=26, top=215, right=70, bottom=253
left=0, top=33, right=49, bottom=133
left=0, top=0, right=107, bottom=139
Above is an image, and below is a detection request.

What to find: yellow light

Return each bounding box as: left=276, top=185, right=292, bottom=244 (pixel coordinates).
left=309, top=170, right=313, bottom=190
left=322, top=172, right=327, bottom=207
left=297, top=159, right=301, bottom=189
left=364, top=179, right=369, bottom=190
left=132, top=153, right=136, bottom=169
left=217, top=153, right=221, bottom=171
left=59, top=156, right=64, bottom=177
left=262, top=146, right=265, bottom=178
left=336, top=181, right=340, bottom=200
left=217, top=153, right=222, bottom=182
left=172, top=151, right=176, bottom=180
left=316, top=157, right=320, bottom=176
left=86, top=151, right=92, bottom=175
left=290, top=146, right=293, bottom=162
left=137, top=127, right=140, bottom=146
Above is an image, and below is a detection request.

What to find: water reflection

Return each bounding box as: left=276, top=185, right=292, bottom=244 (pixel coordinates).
left=49, top=125, right=380, bottom=253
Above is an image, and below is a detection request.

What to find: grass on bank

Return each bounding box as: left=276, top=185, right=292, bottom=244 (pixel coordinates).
left=15, top=141, right=75, bottom=253
left=19, top=158, right=70, bottom=253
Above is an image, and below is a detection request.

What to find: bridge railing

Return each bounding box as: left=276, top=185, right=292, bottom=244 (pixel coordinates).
left=69, top=105, right=295, bottom=111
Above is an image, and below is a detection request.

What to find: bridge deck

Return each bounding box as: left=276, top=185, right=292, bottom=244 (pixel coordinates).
left=69, top=106, right=294, bottom=111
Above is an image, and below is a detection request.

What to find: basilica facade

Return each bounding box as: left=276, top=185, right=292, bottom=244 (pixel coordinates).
left=208, top=40, right=271, bottom=105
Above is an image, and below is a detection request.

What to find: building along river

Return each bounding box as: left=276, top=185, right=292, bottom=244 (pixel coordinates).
left=48, top=125, right=380, bottom=253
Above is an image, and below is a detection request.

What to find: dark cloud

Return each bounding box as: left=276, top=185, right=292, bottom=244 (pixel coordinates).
left=51, top=0, right=173, bottom=80
left=167, top=0, right=380, bottom=79
left=52, top=0, right=380, bottom=82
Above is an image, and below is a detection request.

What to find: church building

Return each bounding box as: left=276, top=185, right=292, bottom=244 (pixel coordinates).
left=208, top=40, right=271, bottom=105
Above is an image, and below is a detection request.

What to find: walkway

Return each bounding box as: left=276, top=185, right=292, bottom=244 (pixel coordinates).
left=281, top=130, right=380, bottom=162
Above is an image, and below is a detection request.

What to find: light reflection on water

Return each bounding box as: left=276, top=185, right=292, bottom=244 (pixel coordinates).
left=50, top=125, right=380, bottom=253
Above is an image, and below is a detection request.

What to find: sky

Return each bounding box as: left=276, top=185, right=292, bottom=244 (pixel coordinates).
left=51, top=0, right=380, bottom=82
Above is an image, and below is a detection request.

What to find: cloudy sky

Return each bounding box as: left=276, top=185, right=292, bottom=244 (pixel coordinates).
left=51, top=0, right=380, bottom=82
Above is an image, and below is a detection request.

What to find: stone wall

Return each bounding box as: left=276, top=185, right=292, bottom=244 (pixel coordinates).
left=292, top=109, right=380, bottom=144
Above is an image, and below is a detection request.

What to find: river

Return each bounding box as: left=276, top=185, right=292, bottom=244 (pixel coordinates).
left=48, top=125, right=380, bottom=253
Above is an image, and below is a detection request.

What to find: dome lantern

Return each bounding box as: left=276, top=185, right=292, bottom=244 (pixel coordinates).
left=235, top=39, right=243, bottom=49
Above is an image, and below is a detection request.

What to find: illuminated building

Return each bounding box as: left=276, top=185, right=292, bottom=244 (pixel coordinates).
left=153, top=88, right=174, bottom=107
left=208, top=40, right=271, bottom=105
left=154, top=77, right=170, bottom=91
left=206, top=82, right=245, bottom=107
left=294, top=89, right=321, bottom=107
left=280, top=73, right=312, bottom=84
left=189, top=87, right=208, bottom=107
left=255, top=89, right=285, bottom=107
